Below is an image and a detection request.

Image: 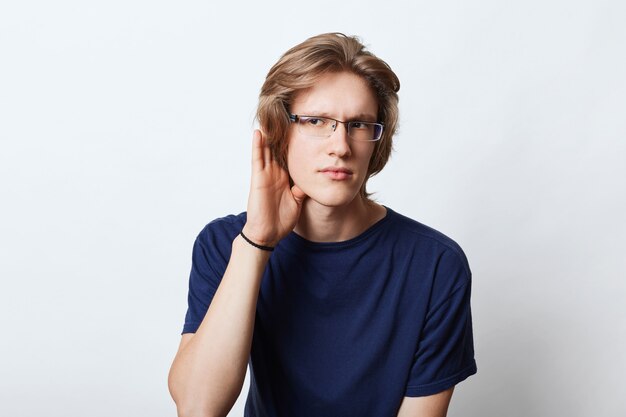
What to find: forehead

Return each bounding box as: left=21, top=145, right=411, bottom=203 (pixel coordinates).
left=290, top=71, right=378, bottom=120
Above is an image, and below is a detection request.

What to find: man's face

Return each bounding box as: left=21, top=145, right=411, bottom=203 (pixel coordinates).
left=286, top=71, right=378, bottom=209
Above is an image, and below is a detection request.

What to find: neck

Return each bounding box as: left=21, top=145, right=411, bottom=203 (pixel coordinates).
left=294, top=196, right=386, bottom=243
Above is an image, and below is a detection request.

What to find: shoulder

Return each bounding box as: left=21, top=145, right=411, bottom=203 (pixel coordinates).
left=384, top=207, right=471, bottom=279
left=384, top=208, right=473, bottom=323
left=193, top=212, right=247, bottom=258
left=197, top=212, right=247, bottom=239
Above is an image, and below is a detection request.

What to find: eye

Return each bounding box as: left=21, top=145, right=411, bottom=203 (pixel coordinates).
left=302, top=117, right=328, bottom=127
left=350, top=121, right=371, bottom=130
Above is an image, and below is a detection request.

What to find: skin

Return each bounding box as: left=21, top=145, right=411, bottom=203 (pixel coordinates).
left=285, top=71, right=387, bottom=242
left=168, top=71, right=454, bottom=417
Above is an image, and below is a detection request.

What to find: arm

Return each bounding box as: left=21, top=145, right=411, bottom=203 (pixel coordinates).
left=396, top=387, right=454, bottom=417
left=168, top=130, right=306, bottom=417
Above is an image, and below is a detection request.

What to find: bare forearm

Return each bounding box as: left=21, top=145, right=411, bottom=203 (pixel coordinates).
left=169, top=235, right=270, bottom=417
left=169, top=130, right=306, bottom=416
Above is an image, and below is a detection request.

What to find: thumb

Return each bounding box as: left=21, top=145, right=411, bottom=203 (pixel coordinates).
left=291, top=184, right=307, bottom=204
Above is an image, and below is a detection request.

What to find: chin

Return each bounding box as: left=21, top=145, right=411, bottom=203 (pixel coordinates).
left=305, top=189, right=362, bottom=208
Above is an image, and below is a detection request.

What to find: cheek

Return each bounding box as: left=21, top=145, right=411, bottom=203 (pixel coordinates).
left=286, top=135, right=320, bottom=165
left=285, top=140, right=310, bottom=180
left=357, top=144, right=376, bottom=170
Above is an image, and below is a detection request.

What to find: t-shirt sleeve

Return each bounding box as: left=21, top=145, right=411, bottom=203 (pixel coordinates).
left=404, top=248, right=477, bottom=396
left=182, top=226, right=230, bottom=334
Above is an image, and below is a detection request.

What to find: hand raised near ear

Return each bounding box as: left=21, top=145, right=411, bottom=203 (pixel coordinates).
left=243, top=130, right=307, bottom=247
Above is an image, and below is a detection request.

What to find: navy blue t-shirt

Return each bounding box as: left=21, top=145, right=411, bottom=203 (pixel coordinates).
left=183, top=207, right=476, bottom=417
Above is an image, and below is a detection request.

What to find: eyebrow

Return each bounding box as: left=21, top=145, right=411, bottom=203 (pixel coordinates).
left=301, top=111, right=378, bottom=122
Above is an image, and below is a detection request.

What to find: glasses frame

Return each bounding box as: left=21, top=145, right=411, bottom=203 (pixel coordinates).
left=288, top=114, right=384, bottom=142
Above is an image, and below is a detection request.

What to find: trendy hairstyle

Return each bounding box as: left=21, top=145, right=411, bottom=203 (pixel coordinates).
left=257, top=32, right=400, bottom=199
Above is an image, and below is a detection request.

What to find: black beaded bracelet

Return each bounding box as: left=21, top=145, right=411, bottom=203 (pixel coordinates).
left=240, top=231, right=275, bottom=252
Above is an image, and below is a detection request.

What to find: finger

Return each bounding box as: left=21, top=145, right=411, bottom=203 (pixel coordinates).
left=262, top=132, right=272, bottom=167
left=251, top=129, right=264, bottom=171
left=291, top=184, right=308, bottom=205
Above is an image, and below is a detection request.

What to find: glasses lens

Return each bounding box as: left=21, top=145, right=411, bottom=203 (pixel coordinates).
left=293, top=115, right=383, bottom=141
left=348, top=122, right=383, bottom=141
left=297, top=117, right=334, bottom=137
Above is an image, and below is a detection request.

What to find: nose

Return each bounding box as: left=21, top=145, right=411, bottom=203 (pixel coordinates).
left=327, top=122, right=352, bottom=157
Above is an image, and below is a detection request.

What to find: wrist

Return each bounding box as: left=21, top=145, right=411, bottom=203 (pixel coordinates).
left=231, top=235, right=273, bottom=268
left=239, top=230, right=275, bottom=252
left=241, top=224, right=279, bottom=248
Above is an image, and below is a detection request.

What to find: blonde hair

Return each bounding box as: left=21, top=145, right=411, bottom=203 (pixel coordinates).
left=257, top=32, right=400, bottom=198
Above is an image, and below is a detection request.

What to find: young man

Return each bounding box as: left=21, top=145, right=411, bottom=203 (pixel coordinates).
left=169, top=33, right=476, bottom=417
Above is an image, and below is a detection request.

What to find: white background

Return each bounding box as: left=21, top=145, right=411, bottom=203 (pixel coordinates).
left=1, top=1, right=625, bottom=416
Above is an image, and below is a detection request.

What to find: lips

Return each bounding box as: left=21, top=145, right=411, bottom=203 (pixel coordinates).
left=320, top=166, right=354, bottom=180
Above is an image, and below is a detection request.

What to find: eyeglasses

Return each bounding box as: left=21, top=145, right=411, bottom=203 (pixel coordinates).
left=289, top=114, right=384, bottom=142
